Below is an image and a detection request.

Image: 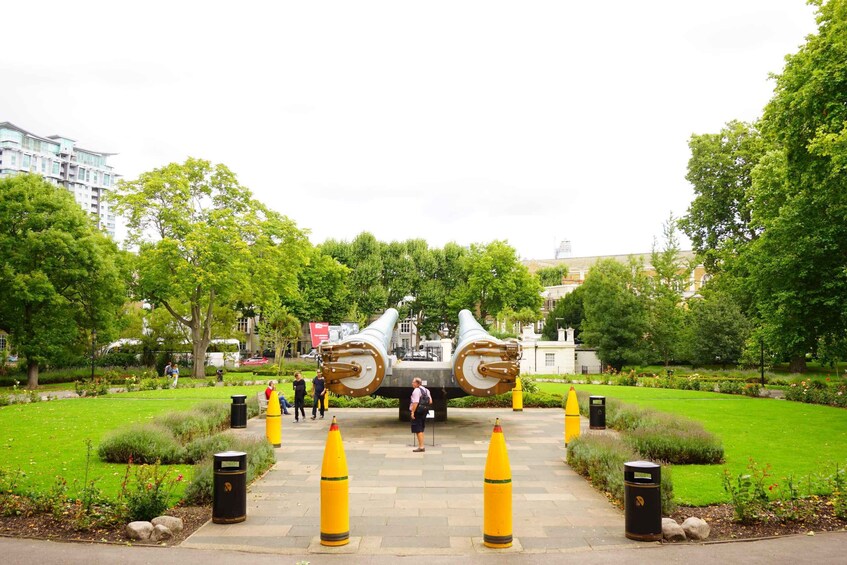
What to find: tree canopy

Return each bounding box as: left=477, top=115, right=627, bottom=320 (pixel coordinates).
left=580, top=258, right=648, bottom=371
left=681, top=0, right=847, bottom=372
left=111, top=158, right=309, bottom=377
left=535, top=264, right=568, bottom=286
left=0, top=174, right=126, bottom=387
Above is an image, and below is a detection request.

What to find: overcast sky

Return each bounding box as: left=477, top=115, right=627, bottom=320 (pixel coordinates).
left=2, top=1, right=817, bottom=260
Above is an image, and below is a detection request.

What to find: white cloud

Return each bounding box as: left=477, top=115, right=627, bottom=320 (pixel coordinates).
left=1, top=0, right=818, bottom=259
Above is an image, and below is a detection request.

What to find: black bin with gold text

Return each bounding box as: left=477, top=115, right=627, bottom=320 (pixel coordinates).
left=213, top=451, right=247, bottom=524
left=230, top=395, right=247, bottom=429
left=589, top=396, right=606, bottom=429
left=624, top=460, right=661, bottom=541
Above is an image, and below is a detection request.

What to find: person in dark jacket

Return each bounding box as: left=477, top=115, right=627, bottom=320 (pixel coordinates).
left=292, top=372, right=307, bottom=422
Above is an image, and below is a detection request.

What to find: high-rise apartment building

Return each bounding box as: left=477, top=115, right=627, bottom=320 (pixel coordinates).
left=0, top=121, right=118, bottom=237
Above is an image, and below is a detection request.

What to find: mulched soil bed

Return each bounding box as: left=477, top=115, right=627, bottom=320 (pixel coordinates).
left=670, top=500, right=847, bottom=541
left=0, top=505, right=209, bottom=546
left=1, top=501, right=846, bottom=546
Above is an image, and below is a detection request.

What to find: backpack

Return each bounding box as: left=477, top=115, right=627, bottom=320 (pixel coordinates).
left=415, top=387, right=431, bottom=417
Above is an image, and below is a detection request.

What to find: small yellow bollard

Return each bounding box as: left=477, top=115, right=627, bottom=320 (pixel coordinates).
left=512, top=378, right=523, bottom=412
left=266, top=392, right=281, bottom=448
left=322, top=392, right=330, bottom=412
left=564, top=386, right=580, bottom=446
left=483, top=418, right=512, bottom=548
left=320, top=416, right=349, bottom=546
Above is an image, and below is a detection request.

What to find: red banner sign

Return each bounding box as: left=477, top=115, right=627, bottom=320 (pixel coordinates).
left=309, top=322, right=330, bottom=348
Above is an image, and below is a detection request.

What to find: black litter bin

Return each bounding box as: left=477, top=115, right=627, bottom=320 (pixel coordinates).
left=213, top=451, right=247, bottom=523
left=230, top=394, right=247, bottom=428
left=624, top=461, right=662, bottom=541
left=589, top=396, right=606, bottom=429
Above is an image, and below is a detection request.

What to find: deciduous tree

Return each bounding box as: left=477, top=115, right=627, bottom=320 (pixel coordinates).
left=580, top=259, right=648, bottom=371
left=0, top=175, right=126, bottom=387
left=111, top=158, right=309, bottom=378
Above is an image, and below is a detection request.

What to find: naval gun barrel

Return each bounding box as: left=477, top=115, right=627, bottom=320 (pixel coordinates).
left=319, top=308, right=398, bottom=397
left=452, top=309, right=521, bottom=396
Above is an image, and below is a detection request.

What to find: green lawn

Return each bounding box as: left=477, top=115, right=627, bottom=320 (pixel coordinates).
left=5, top=381, right=845, bottom=507
left=538, top=382, right=847, bottom=505
left=0, top=385, right=264, bottom=499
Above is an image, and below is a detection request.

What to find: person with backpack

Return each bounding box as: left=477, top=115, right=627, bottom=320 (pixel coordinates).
left=409, top=377, right=431, bottom=452
left=311, top=373, right=327, bottom=419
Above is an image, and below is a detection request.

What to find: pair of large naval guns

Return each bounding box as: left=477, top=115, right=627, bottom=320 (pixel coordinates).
left=318, top=308, right=521, bottom=421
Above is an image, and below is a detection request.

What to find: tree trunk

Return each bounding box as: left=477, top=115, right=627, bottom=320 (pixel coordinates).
left=788, top=356, right=807, bottom=374
left=192, top=336, right=210, bottom=378
left=26, top=360, right=39, bottom=389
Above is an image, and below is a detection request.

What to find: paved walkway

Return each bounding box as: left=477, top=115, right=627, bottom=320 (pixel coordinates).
left=184, top=407, right=640, bottom=556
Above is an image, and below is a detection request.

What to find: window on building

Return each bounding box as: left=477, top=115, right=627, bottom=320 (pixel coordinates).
left=52, top=162, right=59, bottom=175
left=237, top=318, right=249, bottom=333
left=400, top=320, right=411, bottom=334
left=41, top=159, right=46, bottom=173
left=22, top=155, right=30, bottom=169
left=0, top=334, right=6, bottom=351
left=545, top=353, right=555, bottom=367
left=104, top=174, right=110, bottom=186
left=10, top=154, right=16, bottom=166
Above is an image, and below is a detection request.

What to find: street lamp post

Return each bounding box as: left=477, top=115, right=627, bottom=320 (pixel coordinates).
left=90, top=329, right=97, bottom=380
left=760, top=337, right=765, bottom=386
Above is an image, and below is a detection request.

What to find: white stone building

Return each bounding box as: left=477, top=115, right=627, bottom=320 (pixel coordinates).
left=519, top=325, right=601, bottom=375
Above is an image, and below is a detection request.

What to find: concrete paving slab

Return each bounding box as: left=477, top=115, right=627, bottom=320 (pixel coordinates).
left=184, top=407, right=633, bottom=556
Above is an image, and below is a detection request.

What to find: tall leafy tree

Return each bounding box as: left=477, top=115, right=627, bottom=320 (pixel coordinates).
left=111, top=158, right=309, bottom=377
left=645, top=214, right=690, bottom=365
left=541, top=285, right=585, bottom=342
left=258, top=304, right=301, bottom=374
left=680, top=121, right=764, bottom=272
left=745, top=0, right=847, bottom=372
left=679, top=1, right=847, bottom=372
left=0, top=174, right=126, bottom=387
left=580, top=259, right=649, bottom=371
left=536, top=265, right=568, bottom=286
left=289, top=248, right=350, bottom=324
left=322, top=233, right=387, bottom=319
left=681, top=293, right=751, bottom=368
left=454, top=240, right=542, bottom=322
left=429, top=242, right=468, bottom=337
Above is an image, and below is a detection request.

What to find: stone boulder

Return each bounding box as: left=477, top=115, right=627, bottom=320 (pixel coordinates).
left=150, top=523, right=174, bottom=542
left=662, top=518, right=686, bottom=542
left=152, top=515, right=184, bottom=533
left=126, top=521, right=153, bottom=540
left=682, top=517, right=710, bottom=540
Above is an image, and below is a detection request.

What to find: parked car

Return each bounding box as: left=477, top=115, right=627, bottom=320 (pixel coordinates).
left=403, top=350, right=439, bottom=362
left=241, top=356, right=270, bottom=366
left=300, top=349, right=319, bottom=359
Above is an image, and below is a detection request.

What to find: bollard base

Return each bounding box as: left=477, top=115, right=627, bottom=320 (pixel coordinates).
left=590, top=426, right=606, bottom=430
left=483, top=533, right=513, bottom=548
left=320, top=532, right=350, bottom=547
